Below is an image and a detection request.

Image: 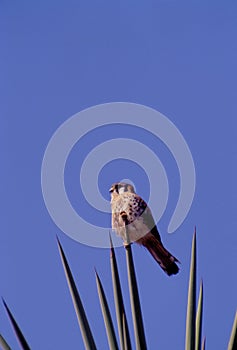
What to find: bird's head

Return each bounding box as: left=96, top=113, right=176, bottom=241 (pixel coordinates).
left=109, top=182, right=135, bottom=195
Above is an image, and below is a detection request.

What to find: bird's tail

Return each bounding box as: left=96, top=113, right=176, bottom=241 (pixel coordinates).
left=138, top=233, right=179, bottom=276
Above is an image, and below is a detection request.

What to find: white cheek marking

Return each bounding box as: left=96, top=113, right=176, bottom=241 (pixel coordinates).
left=118, top=187, right=125, bottom=194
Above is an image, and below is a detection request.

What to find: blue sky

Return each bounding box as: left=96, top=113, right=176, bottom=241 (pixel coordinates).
left=1, top=1, right=237, bottom=349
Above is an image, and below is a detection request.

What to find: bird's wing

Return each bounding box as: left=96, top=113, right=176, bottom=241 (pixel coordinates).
left=132, top=194, right=162, bottom=243
left=142, top=206, right=162, bottom=243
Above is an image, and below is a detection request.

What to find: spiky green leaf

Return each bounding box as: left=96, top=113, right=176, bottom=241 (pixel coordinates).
left=185, top=229, right=197, bottom=350
left=201, top=337, right=206, bottom=350
left=195, top=280, right=203, bottom=350
left=125, top=242, right=147, bottom=350
left=228, top=311, right=237, bottom=350
left=95, top=270, right=119, bottom=350
left=2, top=299, right=30, bottom=350
left=56, top=237, right=97, bottom=350
left=0, top=334, right=12, bottom=350
left=122, top=312, right=130, bottom=350
left=110, top=235, right=132, bottom=350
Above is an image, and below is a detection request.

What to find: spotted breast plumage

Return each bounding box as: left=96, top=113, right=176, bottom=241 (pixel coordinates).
left=110, top=182, right=179, bottom=276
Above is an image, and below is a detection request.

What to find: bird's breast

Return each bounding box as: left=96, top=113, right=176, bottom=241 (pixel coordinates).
left=111, top=193, right=150, bottom=242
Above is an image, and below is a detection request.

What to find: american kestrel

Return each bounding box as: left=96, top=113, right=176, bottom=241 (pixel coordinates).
left=110, top=182, right=179, bottom=276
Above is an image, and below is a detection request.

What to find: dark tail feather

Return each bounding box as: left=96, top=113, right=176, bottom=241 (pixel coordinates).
left=138, top=233, right=179, bottom=276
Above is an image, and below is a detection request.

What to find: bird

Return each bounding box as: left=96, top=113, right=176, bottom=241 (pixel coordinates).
left=110, top=182, right=179, bottom=276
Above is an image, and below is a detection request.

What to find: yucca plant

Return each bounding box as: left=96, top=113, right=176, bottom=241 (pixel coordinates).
left=1, top=229, right=237, bottom=349
left=0, top=334, right=11, bottom=350
left=227, top=311, right=237, bottom=350
left=1, top=299, right=30, bottom=350
left=185, top=230, right=204, bottom=350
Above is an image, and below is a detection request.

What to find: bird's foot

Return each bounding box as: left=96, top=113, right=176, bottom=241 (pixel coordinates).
left=123, top=241, right=132, bottom=248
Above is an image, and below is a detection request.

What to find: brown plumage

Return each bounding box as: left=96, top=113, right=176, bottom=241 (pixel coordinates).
left=110, top=182, right=179, bottom=276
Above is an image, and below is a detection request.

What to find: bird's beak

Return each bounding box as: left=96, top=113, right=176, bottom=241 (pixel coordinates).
left=109, top=187, right=113, bottom=193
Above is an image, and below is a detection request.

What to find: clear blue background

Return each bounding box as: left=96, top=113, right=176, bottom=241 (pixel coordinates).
left=1, top=1, right=236, bottom=349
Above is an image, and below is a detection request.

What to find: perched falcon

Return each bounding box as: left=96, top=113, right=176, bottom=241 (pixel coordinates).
left=110, top=182, right=179, bottom=276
